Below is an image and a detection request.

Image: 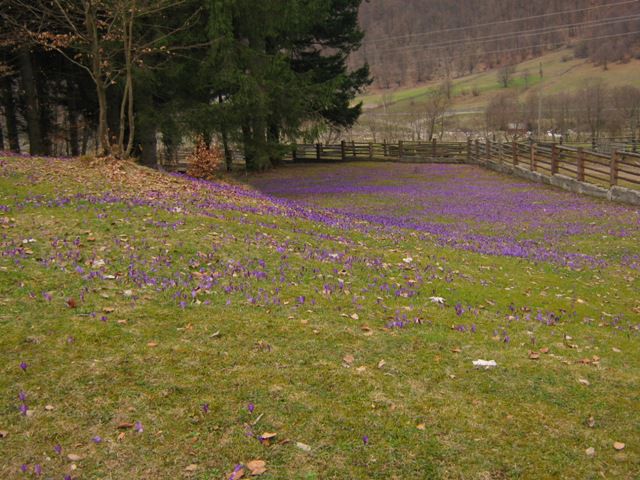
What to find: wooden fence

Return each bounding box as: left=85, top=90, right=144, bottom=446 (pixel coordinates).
left=287, top=140, right=469, bottom=163
left=162, top=138, right=640, bottom=191
left=472, top=139, right=640, bottom=190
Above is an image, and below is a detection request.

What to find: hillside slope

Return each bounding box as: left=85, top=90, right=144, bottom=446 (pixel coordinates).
left=1, top=155, right=639, bottom=478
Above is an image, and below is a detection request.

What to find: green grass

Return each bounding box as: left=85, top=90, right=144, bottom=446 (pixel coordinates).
left=0, top=157, right=639, bottom=479
left=359, top=48, right=640, bottom=118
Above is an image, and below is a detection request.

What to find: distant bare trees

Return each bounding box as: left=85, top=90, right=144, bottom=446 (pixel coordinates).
left=498, top=65, right=516, bottom=88
left=424, top=86, right=450, bottom=140
left=353, top=0, right=640, bottom=88
left=484, top=81, right=640, bottom=146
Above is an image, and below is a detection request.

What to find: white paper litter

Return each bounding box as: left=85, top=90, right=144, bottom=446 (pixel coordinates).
left=472, top=359, right=497, bottom=369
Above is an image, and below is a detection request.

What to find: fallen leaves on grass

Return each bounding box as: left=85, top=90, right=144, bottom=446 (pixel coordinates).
left=259, top=432, right=277, bottom=446
left=246, top=460, right=267, bottom=476
left=184, top=464, right=198, bottom=472
left=613, top=442, right=625, bottom=451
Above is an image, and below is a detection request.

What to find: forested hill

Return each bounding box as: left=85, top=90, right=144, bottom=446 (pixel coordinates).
left=351, top=0, right=640, bottom=88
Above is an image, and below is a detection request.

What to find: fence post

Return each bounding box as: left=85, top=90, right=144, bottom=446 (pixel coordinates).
left=432, top=138, right=437, bottom=159
left=486, top=139, right=491, bottom=162
left=610, top=151, right=619, bottom=187
left=512, top=141, right=518, bottom=166
left=530, top=143, right=536, bottom=171
left=466, top=138, right=472, bottom=163
left=475, top=139, right=480, bottom=163
left=352, top=141, right=356, bottom=159
left=577, top=147, right=585, bottom=182
left=398, top=140, right=404, bottom=161
left=551, top=144, right=559, bottom=175
left=368, top=142, right=373, bottom=161
left=316, top=143, right=321, bottom=162
left=292, top=144, right=297, bottom=162
left=383, top=139, right=388, bottom=157
left=341, top=140, right=346, bottom=161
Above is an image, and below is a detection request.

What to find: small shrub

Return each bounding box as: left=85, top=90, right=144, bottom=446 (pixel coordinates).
left=471, top=85, right=481, bottom=97
left=186, top=137, right=223, bottom=180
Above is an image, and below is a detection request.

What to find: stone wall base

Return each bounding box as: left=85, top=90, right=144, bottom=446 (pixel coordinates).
left=481, top=160, right=640, bottom=206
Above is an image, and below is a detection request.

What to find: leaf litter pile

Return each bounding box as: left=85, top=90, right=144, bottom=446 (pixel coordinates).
left=0, top=155, right=638, bottom=478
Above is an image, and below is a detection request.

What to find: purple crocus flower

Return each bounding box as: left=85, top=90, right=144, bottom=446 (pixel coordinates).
left=42, top=291, right=52, bottom=302
left=34, top=464, right=42, bottom=475
left=19, top=404, right=28, bottom=416
left=18, top=391, right=26, bottom=402
left=248, top=403, right=255, bottom=414
left=362, top=435, right=369, bottom=445
left=20, top=464, right=28, bottom=473
left=135, top=421, right=143, bottom=433
left=92, top=435, right=102, bottom=443
left=202, top=403, right=209, bottom=414
left=19, top=361, right=27, bottom=372
left=54, top=444, right=62, bottom=455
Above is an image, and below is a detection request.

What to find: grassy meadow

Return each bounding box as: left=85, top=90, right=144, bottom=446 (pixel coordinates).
left=1, top=156, right=639, bottom=479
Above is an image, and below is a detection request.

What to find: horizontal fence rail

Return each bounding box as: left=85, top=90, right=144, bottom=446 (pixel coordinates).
left=287, top=140, right=469, bottom=163
left=470, top=140, right=640, bottom=190
left=161, top=138, right=640, bottom=195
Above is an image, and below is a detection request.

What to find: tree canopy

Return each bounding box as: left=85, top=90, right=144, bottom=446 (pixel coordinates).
left=0, top=0, right=370, bottom=169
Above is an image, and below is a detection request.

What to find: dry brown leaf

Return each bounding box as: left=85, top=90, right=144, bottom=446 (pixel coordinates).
left=587, top=416, right=596, bottom=428
left=539, top=347, right=550, bottom=354
left=585, top=447, right=595, bottom=456
left=451, top=347, right=461, bottom=353
left=117, top=432, right=126, bottom=441
left=343, top=354, right=354, bottom=365
left=228, top=467, right=245, bottom=480
left=416, top=423, right=426, bottom=430
left=246, top=460, right=267, bottom=476
left=578, top=378, right=590, bottom=386
left=0, top=430, right=8, bottom=438
left=147, top=342, right=158, bottom=348
left=377, top=359, right=386, bottom=369
left=185, top=464, right=198, bottom=472
left=613, top=442, right=625, bottom=451
left=67, top=454, right=83, bottom=461
left=103, top=307, right=115, bottom=313
left=350, top=313, right=359, bottom=320
left=117, top=422, right=134, bottom=429
left=356, top=366, right=367, bottom=373
left=44, top=404, right=55, bottom=411
left=66, top=298, right=78, bottom=308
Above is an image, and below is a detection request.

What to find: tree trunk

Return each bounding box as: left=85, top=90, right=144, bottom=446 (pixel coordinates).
left=1, top=77, right=20, bottom=152
left=67, top=81, right=80, bottom=156
left=221, top=129, right=233, bottom=172
left=138, top=123, right=157, bottom=167
left=85, top=2, right=109, bottom=156
left=0, top=116, right=4, bottom=151
left=17, top=47, right=45, bottom=155
left=268, top=122, right=280, bottom=166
